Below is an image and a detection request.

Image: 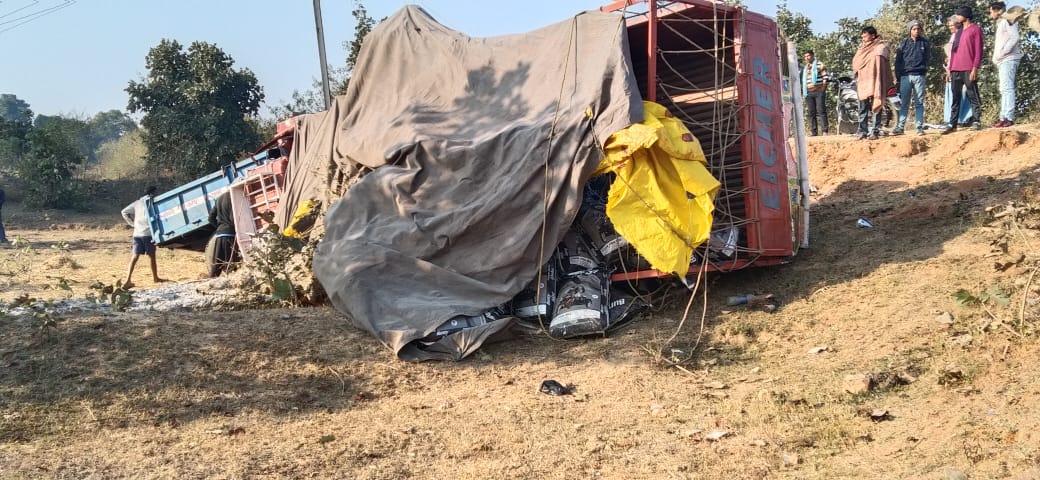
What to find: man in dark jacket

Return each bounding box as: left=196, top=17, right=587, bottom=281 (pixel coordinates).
left=893, top=20, right=930, bottom=135
left=207, top=191, right=237, bottom=277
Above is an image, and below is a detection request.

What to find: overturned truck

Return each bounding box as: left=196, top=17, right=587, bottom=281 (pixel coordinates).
left=261, top=0, right=809, bottom=361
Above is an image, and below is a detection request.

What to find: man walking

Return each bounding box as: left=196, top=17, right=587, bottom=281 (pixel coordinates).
left=852, top=26, right=894, bottom=140
left=989, top=2, right=1024, bottom=128
left=944, top=6, right=984, bottom=133
left=121, top=186, right=166, bottom=289
left=893, top=20, right=930, bottom=135
left=802, top=50, right=829, bottom=136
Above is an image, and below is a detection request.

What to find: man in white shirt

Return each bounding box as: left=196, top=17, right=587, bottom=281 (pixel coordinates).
left=988, top=2, right=1024, bottom=127
left=121, top=186, right=166, bottom=289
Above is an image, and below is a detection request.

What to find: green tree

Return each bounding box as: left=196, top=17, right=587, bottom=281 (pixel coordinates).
left=90, top=130, right=148, bottom=180
left=776, top=1, right=815, bottom=46
left=272, top=0, right=377, bottom=118
left=0, top=118, right=31, bottom=171
left=0, top=94, right=33, bottom=170
left=270, top=88, right=325, bottom=119
left=126, top=39, right=264, bottom=179
left=18, top=117, right=87, bottom=208
left=87, top=110, right=137, bottom=146
left=334, top=0, right=377, bottom=96
left=0, top=94, right=33, bottom=123
left=811, top=17, right=867, bottom=79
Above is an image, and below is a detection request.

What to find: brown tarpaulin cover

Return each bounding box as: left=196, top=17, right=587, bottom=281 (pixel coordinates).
left=286, top=6, right=641, bottom=360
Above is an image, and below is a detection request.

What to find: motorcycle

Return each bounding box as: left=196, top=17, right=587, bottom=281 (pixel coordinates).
left=831, top=73, right=900, bottom=135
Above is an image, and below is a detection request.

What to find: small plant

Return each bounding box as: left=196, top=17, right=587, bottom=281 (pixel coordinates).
left=6, top=294, right=60, bottom=333
left=49, top=276, right=74, bottom=298
left=50, top=241, right=80, bottom=269
left=952, top=287, right=1011, bottom=307
left=87, top=280, right=133, bottom=312
left=244, top=225, right=321, bottom=306
left=7, top=238, right=36, bottom=282
left=30, top=302, right=59, bottom=333
left=10, top=293, right=36, bottom=308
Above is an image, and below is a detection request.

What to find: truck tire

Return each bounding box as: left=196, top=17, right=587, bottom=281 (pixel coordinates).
left=205, top=235, right=221, bottom=278
left=206, top=235, right=240, bottom=278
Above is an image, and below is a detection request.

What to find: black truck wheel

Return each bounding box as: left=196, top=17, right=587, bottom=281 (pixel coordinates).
left=204, top=235, right=221, bottom=278
left=205, top=235, right=241, bottom=278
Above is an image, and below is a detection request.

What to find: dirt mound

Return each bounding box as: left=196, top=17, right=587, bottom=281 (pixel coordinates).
left=806, top=125, right=1039, bottom=225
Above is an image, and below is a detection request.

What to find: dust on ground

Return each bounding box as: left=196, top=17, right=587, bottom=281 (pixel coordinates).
left=2, top=126, right=1040, bottom=479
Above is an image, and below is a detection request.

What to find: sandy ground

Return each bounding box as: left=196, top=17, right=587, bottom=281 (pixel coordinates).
left=2, top=125, right=1040, bottom=479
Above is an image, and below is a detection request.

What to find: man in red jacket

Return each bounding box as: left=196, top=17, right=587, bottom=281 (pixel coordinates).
left=944, top=5, right=984, bottom=133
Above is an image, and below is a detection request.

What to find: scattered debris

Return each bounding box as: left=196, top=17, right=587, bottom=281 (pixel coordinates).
left=844, top=374, right=873, bottom=394
left=938, top=368, right=966, bottom=386
left=871, top=371, right=914, bottom=390
left=205, top=426, right=246, bottom=436
left=725, top=293, right=778, bottom=312
left=993, top=253, right=1025, bottom=272
left=952, top=334, right=974, bottom=347
left=705, top=430, right=731, bottom=442
left=807, top=346, right=830, bottom=355
left=867, top=408, right=892, bottom=422
left=539, top=379, right=572, bottom=396
left=856, top=217, right=874, bottom=228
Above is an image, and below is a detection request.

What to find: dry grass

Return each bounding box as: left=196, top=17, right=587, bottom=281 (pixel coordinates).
left=2, top=127, right=1040, bottom=479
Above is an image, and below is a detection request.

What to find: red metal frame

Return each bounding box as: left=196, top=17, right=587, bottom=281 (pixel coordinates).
left=600, top=0, right=797, bottom=281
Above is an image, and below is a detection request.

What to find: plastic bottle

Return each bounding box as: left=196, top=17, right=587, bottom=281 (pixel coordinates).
left=726, top=294, right=773, bottom=306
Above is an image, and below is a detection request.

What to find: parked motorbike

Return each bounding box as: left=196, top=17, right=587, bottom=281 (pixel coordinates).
left=831, top=73, right=899, bottom=135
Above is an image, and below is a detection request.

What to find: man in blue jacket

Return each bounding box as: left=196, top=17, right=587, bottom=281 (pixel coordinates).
left=893, top=20, right=930, bottom=135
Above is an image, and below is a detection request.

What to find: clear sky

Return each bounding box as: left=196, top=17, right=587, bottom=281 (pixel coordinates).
left=0, top=0, right=877, bottom=118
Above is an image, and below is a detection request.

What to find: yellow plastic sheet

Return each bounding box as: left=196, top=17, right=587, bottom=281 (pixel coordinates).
left=283, top=199, right=320, bottom=238
left=597, top=101, right=720, bottom=276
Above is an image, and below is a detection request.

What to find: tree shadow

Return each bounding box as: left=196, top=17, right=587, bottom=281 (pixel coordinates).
left=391, top=62, right=537, bottom=139
left=0, top=308, right=390, bottom=442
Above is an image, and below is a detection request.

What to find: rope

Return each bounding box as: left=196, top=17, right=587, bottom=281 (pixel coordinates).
left=531, top=13, right=580, bottom=337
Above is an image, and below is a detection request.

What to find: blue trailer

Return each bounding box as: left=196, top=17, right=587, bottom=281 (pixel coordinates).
left=146, top=147, right=284, bottom=249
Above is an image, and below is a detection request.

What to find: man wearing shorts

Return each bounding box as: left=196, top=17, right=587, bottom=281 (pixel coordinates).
left=121, top=186, right=166, bottom=289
